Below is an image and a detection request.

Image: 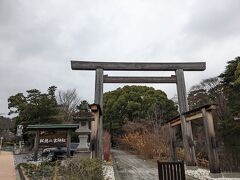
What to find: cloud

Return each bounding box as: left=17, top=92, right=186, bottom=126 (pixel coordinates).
left=184, top=0, right=240, bottom=39
left=174, top=0, right=240, bottom=55
left=0, top=0, right=240, bottom=116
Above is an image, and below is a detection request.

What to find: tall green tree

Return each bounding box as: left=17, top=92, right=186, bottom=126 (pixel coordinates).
left=77, top=100, right=89, bottom=112
left=8, top=86, right=60, bottom=126
left=220, top=57, right=240, bottom=118
left=103, top=86, right=178, bottom=134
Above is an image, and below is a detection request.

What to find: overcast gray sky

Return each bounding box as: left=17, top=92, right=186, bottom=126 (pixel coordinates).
left=1, top=0, right=240, bottom=116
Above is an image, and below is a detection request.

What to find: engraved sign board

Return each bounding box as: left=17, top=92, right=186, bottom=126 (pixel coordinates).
left=39, top=131, right=67, bottom=148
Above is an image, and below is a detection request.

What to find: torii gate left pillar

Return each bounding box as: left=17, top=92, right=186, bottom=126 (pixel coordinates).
left=94, top=68, right=104, bottom=159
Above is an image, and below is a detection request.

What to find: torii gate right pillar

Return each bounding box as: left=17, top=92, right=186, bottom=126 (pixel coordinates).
left=176, top=69, right=197, bottom=166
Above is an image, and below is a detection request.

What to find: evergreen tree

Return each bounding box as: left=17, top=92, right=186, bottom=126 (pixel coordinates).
left=8, top=86, right=60, bottom=126
left=103, top=85, right=178, bottom=134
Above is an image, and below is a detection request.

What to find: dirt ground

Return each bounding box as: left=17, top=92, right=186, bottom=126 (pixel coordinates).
left=0, top=151, right=16, bottom=180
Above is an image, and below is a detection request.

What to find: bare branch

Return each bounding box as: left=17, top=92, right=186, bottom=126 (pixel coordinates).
left=57, top=89, right=80, bottom=122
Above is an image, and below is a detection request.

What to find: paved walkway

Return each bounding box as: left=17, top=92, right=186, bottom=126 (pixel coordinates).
left=0, top=151, right=16, bottom=180
left=112, top=149, right=158, bottom=180
left=112, top=149, right=197, bottom=180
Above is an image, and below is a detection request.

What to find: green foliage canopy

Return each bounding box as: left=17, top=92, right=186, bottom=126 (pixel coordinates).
left=103, top=85, right=178, bottom=133
left=8, top=86, right=60, bottom=126
left=220, top=56, right=240, bottom=117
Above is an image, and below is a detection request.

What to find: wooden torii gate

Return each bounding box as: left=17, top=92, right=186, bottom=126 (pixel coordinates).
left=167, top=104, right=220, bottom=173
left=71, top=61, right=206, bottom=166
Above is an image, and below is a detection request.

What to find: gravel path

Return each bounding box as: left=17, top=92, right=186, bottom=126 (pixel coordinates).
left=112, top=149, right=240, bottom=180
left=112, top=149, right=158, bottom=180
left=112, top=149, right=199, bottom=180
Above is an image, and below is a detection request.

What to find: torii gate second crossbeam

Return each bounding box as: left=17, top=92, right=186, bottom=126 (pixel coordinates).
left=71, top=60, right=206, bottom=166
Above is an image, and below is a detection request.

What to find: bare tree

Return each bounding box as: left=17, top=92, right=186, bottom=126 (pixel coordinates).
left=58, top=89, right=80, bottom=122
left=188, top=77, right=229, bottom=121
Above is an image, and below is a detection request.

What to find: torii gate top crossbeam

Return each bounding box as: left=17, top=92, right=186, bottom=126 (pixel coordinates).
left=71, top=61, right=206, bottom=71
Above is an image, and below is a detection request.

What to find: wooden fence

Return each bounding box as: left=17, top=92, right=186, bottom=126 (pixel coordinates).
left=157, top=161, right=185, bottom=180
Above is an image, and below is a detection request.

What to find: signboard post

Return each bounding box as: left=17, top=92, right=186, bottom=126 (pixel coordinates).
left=0, top=137, right=3, bottom=150
left=16, top=125, right=23, bottom=137
left=16, top=125, right=23, bottom=154
left=27, top=124, right=79, bottom=161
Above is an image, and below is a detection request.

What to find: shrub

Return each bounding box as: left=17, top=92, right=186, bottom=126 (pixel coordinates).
left=18, top=158, right=103, bottom=180
left=60, top=156, right=103, bottom=180
left=3, top=141, right=14, bottom=146
left=18, top=162, right=55, bottom=180
left=176, top=147, right=184, bottom=160
left=119, top=122, right=170, bottom=160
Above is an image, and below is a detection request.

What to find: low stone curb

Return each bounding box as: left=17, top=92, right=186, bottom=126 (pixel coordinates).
left=17, top=165, right=28, bottom=180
